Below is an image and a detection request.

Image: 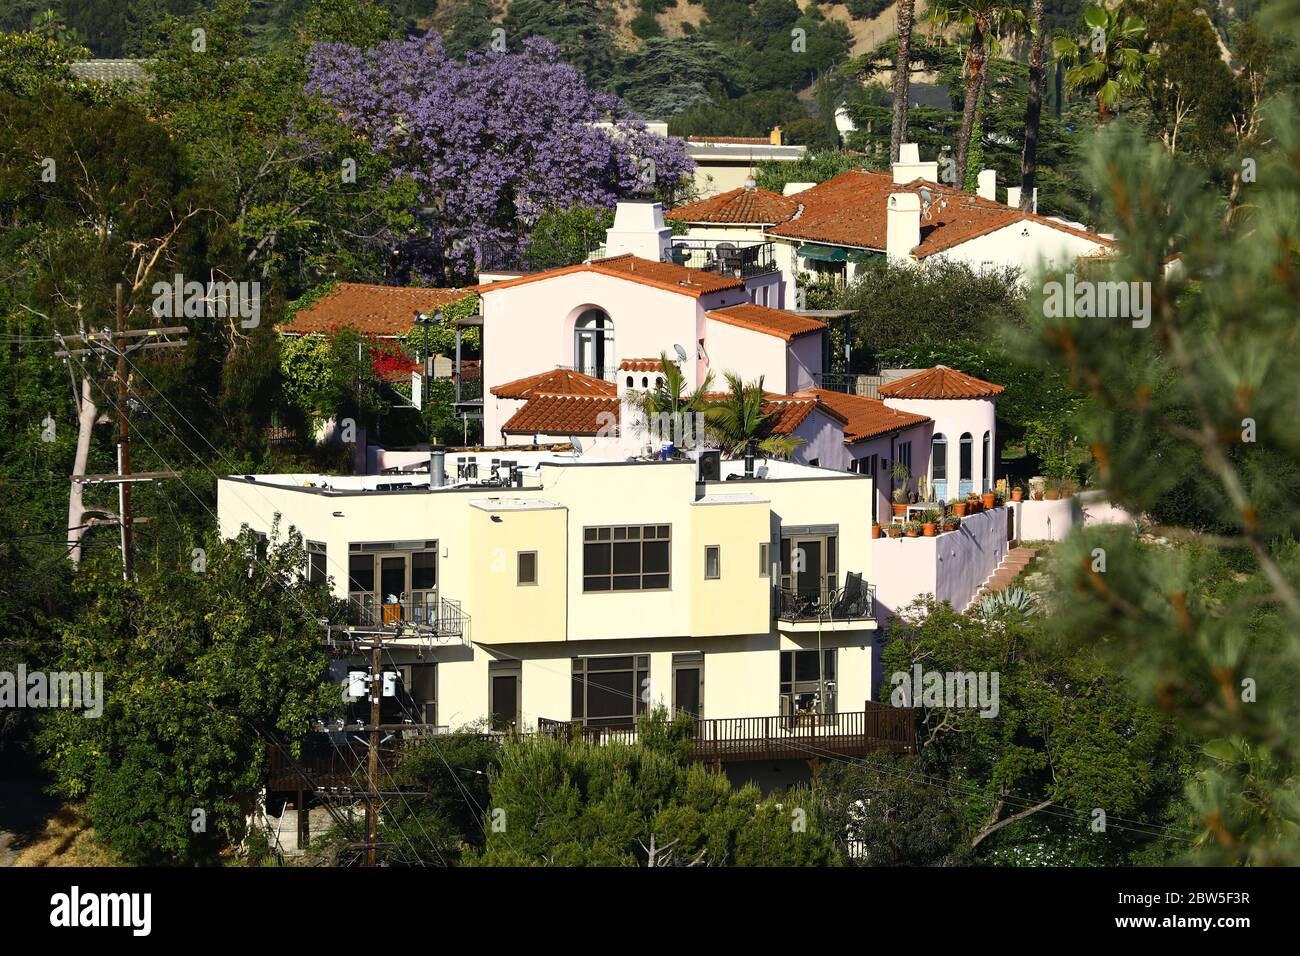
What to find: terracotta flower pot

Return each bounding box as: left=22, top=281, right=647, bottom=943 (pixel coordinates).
left=905, top=529, right=919, bottom=538
left=953, top=502, right=968, bottom=517
left=887, top=526, right=902, bottom=538
left=981, top=492, right=996, bottom=510
left=944, top=521, right=958, bottom=532
left=1045, top=490, right=1059, bottom=500
left=892, top=503, right=907, bottom=516
left=922, top=523, right=937, bottom=537
left=872, top=523, right=882, bottom=539
left=1011, top=489, right=1023, bottom=502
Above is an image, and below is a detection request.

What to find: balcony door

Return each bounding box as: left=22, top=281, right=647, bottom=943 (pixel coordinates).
left=672, top=652, right=704, bottom=719
left=573, top=308, right=613, bottom=380
left=780, top=534, right=838, bottom=601
left=348, top=542, right=438, bottom=626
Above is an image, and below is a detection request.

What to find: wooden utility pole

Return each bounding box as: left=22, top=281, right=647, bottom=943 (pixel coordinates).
left=367, top=644, right=382, bottom=867
left=54, top=284, right=187, bottom=577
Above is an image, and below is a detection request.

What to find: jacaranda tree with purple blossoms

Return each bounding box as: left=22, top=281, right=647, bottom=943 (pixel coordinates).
left=307, top=33, right=693, bottom=283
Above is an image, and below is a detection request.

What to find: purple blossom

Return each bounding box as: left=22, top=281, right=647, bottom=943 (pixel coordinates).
left=307, top=34, right=693, bottom=279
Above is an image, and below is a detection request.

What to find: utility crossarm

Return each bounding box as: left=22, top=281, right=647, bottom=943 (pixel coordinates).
left=74, top=471, right=181, bottom=484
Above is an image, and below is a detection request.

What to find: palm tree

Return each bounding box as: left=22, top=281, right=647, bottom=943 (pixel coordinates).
left=1052, top=6, right=1154, bottom=122
left=927, top=0, right=1025, bottom=190
left=704, top=372, right=805, bottom=460
left=1018, top=0, right=1046, bottom=212
left=627, top=352, right=713, bottom=445
left=890, top=0, right=917, bottom=164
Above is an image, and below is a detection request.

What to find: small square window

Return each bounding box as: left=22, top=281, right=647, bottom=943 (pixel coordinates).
left=759, top=542, right=769, bottom=577
left=705, top=545, right=721, bottom=580
left=518, top=551, right=537, bottom=586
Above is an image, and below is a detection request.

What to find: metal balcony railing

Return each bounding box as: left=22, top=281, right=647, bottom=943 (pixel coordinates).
left=777, top=581, right=875, bottom=622
left=669, top=240, right=777, bottom=278
left=347, top=592, right=466, bottom=640
left=811, top=373, right=884, bottom=398
left=478, top=238, right=605, bottom=274
left=555, top=363, right=617, bottom=382
left=454, top=374, right=483, bottom=406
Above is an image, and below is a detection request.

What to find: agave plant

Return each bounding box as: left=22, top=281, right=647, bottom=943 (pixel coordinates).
left=978, top=587, right=1039, bottom=618
left=703, top=371, right=804, bottom=459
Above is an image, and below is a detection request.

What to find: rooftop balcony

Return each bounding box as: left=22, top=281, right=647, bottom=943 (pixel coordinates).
left=343, top=593, right=469, bottom=647
left=669, top=239, right=777, bottom=279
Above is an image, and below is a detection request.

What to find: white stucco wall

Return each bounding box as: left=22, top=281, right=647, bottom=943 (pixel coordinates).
left=870, top=505, right=1010, bottom=619
left=923, top=219, right=1112, bottom=279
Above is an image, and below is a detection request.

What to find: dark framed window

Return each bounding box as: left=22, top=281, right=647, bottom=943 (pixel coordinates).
left=572, top=655, right=649, bottom=727
left=518, top=551, right=537, bottom=586
left=704, top=545, right=720, bottom=579
left=489, top=660, right=521, bottom=732
left=932, top=434, right=947, bottom=480
left=780, top=649, right=837, bottom=715
left=307, top=541, right=327, bottom=585
left=759, top=542, right=770, bottom=577
left=672, top=652, right=704, bottom=719
left=898, top=441, right=912, bottom=473
left=582, top=524, right=670, bottom=592
left=960, top=433, right=973, bottom=482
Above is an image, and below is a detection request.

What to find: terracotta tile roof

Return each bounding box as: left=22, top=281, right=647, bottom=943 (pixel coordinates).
left=767, top=170, right=1115, bottom=258
left=278, top=282, right=474, bottom=337
left=705, top=303, right=827, bottom=342
left=475, top=254, right=744, bottom=298
left=500, top=396, right=620, bottom=436
left=696, top=391, right=847, bottom=436
left=877, top=366, right=1005, bottom=400
left=619, top=358, right=667, bottom=373
left=667, top=187, right=800, bottom=225
left=800, top=389, right=932, bottom=443
left=490, top=368, right=616, bottom=400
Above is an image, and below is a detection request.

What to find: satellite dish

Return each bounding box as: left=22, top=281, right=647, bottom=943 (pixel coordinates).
left=919, top=187, right=932, bottom=206
left=673, top=344, right=688, bottom=363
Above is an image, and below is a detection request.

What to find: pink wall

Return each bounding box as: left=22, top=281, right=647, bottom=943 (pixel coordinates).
left=882, top=396, right=996, bottom=501
left=846, top=421, right=932, bottom=524
left=785, top=333, right=823, bottom=393
left=702, top=317, right=788, bottom=391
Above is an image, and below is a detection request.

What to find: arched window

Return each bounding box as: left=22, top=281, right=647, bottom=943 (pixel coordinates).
left=931, top=433, right=947, bottom=501
left=573, top=309, right=613, bottom=379
left=982, top=431, right=992, bottom=492
left=959, top=433, right=973, bottom=497
left=626, top=375, right=634, bottom=388
left=642, top=376, right=649, bottom=388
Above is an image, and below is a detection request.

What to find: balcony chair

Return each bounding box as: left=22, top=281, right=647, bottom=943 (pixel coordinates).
left=830, top=572, right=867, bottom=619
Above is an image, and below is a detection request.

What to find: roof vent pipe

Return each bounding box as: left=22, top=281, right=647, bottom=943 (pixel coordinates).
left=429, top=448, right=446, bottom=489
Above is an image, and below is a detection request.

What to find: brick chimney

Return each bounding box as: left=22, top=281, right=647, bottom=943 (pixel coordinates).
left=887, top=193, right=922, bottom=263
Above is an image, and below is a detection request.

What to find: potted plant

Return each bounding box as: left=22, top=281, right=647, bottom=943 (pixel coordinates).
left=872, top=522, right=882, bottom=539
left=944, top=513, right=962, bottom=532
left=1011, top=485, right=1024, bottom=502
left=981, top=489, right=996, bottom=510
left=904, top=520, right=921, bottom=538
left=891, top=461, right=912, bottom=515
left=921, top=509, right=940, bottom=536
left=953, top=499, right=968, bottom=517
left=886, top=524, right=902, bottom=538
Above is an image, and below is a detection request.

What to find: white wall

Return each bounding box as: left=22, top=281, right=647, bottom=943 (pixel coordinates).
left=871, top=505, right=1010, bottom=618
left=924, top=219, right=1111, bottom=278
left=883, top=396, right=996, bottom=500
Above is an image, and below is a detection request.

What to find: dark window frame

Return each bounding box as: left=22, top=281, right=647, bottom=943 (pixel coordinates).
left=572, top=655, right=650, bottom=727
left=582, top=524, right=671, bottom=593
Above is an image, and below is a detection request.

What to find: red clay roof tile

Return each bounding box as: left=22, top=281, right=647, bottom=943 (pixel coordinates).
left=500, top=396, right=620, bottom=436
left=705, top=303, right=827, bottom=342
left=476, top=254, right=743, bottom=298
left=278, top=282, right=474, bottom=336
left=667, top=187, right=800, bottom=225
left=800, top=389, right=932, bottom=443
left=490, top=368, right=616, bottom=400
left=876, top=366, right=1005, bottom=400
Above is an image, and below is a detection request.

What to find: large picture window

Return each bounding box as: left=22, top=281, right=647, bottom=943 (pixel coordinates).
left=582, top=524, right=671, bottom=592
left=572, top=655, right=650, bottom=727
left=780, top=649, right=837, bottom=716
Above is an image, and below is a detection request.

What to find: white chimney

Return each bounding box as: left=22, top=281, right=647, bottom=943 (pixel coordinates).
left=976, top=169, right=996, bottom=201
left=1006, top=186, right=1021, bottom=209
left=887, top=193, right=922, bottom=263
left=782, top=182, right=816, bottom=196
left=892, top=142, right=939, bottom=185
left=605, top=200, right=673, bottom=261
